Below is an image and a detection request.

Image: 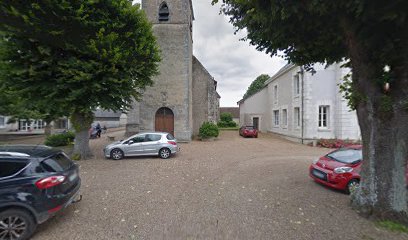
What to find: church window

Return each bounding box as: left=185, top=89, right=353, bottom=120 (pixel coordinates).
left=159, top=2, right=169, bottom=22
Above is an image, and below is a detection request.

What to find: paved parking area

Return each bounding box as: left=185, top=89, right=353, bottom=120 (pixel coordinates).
left=24, top=130, right=407, bottom=239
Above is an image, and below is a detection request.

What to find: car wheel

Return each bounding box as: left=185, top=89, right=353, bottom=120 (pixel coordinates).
left=159, top=148, right=171, bottom=159
left=110, top=148, right=124, bottom=160
left=0, top=208, right=36, bottom=240
left=346, top=179, right=359, bottom=194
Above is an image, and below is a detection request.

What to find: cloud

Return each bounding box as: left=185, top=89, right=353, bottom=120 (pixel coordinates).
left=134, top=0, right=286, bottom=106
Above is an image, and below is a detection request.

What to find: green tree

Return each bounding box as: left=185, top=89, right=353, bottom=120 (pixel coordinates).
left=213, top=0, right=408, bottom=222
left=0, top=1, right=160, bottom=159
left=220, top=112, right=233, bottom=122
left=0, top=81, right=65, bottom=136
left=243, top=74, right=270, bottom=99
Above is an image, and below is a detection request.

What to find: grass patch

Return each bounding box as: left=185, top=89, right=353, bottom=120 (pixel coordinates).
left=376, top=220, right=408, bottom=233
left=219, top=127, right=239, bottom=131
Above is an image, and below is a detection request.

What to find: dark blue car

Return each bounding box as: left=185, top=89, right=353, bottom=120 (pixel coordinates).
left=0, top=145, right=81, bottom=240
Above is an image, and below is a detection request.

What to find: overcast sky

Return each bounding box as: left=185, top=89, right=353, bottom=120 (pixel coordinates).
left=134, top=0, right=286, bottom=107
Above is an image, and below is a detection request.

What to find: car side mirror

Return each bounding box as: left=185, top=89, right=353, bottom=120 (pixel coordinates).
left=128, top=140, right=134, bottom=145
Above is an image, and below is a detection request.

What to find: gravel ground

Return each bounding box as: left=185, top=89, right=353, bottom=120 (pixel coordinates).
left=7, top=130, right=407, bottom=240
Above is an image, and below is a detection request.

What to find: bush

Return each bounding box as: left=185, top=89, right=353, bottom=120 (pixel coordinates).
left=199, top=122, right=219, bottom=139
left=217, top=121, right=228, bottom=128
left=316, top=138, right=360, bottom=148
left=45, top=131, right=75, bottom=147
left=220, top=112, right=233, bottom=122
left=218, top=113, right=237, bottom=128
left=227, top=121, right=237, bottom=127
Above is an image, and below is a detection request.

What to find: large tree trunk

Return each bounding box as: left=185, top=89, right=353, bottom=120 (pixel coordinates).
left=350, top=62, right=408, bottom=223
left=44, top=119, right=52, bottom=136
left=71, top=110, right=94, bottom=160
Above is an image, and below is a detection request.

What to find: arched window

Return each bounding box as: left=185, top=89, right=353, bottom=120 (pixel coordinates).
left=159, top=2, right=169, bottom=22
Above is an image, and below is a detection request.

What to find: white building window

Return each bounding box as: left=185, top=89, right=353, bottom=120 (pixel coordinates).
left=0, top=116, right=5, bottom=128
left=274, top=85, right=278, bottom=103
left=294, top=107, right=300, bottom=128
left=293, top=74, right=300, bottom=96
left=273, top=110, right=280, bottom=126
left=318, top=105, right=330, bottom=128
left=282, top=109, right=287, bottom=127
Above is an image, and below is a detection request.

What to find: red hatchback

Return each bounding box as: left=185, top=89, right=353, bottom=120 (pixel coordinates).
left=309, top=145, right=408, bottom=193
left=310, top=145, right=363, bottom=193
left=239, top=126, right=258, bottom=138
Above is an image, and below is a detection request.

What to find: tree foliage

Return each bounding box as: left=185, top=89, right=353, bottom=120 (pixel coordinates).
left=213, top=0, right=408, bottom=222
left=243, top=74, right=270, bottom=100
left=218, top=112, right=237, bottom=128
left=0, top=0, right=160, bottom=158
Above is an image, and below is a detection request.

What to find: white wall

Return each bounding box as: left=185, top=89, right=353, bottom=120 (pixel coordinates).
left=239, top=88, right=269, bottom=132
left=239, top=63, right=361, bottom=143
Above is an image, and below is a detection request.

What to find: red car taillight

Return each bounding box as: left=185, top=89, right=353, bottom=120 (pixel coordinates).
left=168, top=141, right=177, bottom=146
left=35, top=176, right=66, bottom=189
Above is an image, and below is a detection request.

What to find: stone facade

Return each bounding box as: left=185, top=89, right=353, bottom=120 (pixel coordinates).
left=192, top=56, right=220, bottom=136
left=126, top=0, right=220, bottom=141
left=238, top=63, right=361, bottom=144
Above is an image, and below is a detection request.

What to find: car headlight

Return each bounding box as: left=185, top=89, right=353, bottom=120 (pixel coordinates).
left=334, top=167, right=353, bottom=174
left=312, top=158, right=319, bottom=164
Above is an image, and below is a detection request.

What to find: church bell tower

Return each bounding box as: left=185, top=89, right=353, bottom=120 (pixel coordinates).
left=126, top=0, right=194, bottom=141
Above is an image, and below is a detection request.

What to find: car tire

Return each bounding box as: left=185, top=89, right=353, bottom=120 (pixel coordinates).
left=159, top=148, right=171, bottom=159
left=346, top=179, right=359, bottom=194
left=0, top=208, right=36, bottom=240
left=110, top=148, right=124, bottom=160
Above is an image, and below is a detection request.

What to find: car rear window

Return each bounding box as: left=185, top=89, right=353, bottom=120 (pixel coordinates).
left=245, top=126, right=254, bottom=130
left=0, top=161, right=28, bottom=178
left=41, top=153, right=73, bottom=172
left=166, top=134, right=175, bottom=140
left=145, top=134, right=161, bottom=142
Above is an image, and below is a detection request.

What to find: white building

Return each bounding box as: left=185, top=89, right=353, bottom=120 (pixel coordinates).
left=238, top=63, right=361, bottom=144
left=0, top=116, right=70, bottom=133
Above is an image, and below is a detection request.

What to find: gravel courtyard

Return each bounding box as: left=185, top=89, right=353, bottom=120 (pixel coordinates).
left=16, top=130, right=407, bottom=240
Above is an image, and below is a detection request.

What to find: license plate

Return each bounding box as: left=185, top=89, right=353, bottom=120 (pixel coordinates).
left=313, top=170, right=324, bottom=179
left=69, top=172, right=78, bottom=182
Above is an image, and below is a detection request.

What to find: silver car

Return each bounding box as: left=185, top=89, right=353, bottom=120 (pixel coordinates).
left=104, top=132, right=179, bottom=160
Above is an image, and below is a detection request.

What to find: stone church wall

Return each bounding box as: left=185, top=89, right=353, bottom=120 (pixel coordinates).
left=192, top=57, right=210, bottom=136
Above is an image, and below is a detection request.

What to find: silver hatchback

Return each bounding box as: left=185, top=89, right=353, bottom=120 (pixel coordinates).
left=104, top=132, right=179, bottom=160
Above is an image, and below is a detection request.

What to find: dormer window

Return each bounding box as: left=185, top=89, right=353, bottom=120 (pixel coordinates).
left=159, top=2, right=169, bottom=22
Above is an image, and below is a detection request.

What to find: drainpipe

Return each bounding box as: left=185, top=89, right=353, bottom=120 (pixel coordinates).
left=300, top=67, right=305, bottom=144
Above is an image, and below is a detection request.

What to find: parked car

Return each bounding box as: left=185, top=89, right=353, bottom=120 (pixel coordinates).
left=309, top=145, right=408, bottom=193
left=0, top=145, right=81, bottom=240
left=104, top=132, right=179, bottom=160
left=239, top=126, right=258, bottom=138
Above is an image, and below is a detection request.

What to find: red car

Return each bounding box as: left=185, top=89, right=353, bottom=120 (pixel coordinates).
left=309, top=145, right=408, bottom=193
left=239, top=126, right=258, bottom=138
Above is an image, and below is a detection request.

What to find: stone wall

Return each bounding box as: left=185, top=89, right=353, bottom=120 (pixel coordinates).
left=142, top=0, right=193, bottom=25
left=192, top=56, right=211, bottom=136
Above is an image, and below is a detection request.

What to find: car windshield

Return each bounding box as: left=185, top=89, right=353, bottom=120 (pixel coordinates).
left=327, top=148, right=362, bottom=164
left=245, top=126, right=254, bottom=130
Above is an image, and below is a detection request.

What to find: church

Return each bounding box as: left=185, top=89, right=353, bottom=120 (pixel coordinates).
left=125, top=0, right=221, bottom=141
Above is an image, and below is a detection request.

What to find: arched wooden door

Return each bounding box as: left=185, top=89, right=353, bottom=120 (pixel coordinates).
left=155, top=107, right=174, bottom=135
